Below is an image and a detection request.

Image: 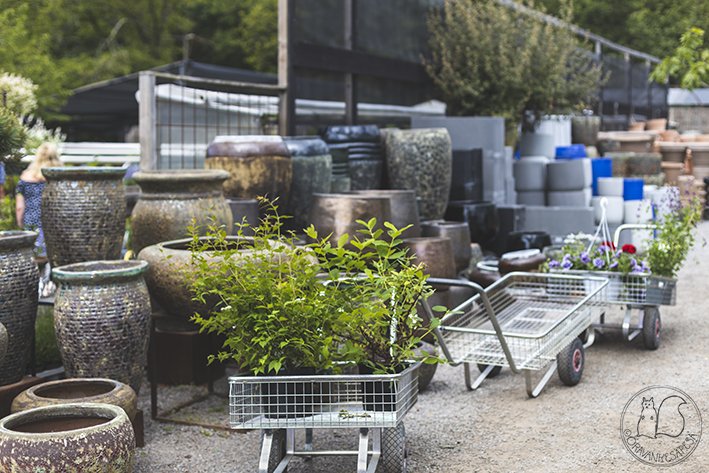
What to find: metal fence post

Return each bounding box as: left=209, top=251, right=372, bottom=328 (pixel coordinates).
left=139, top=71, right=157, bottom=170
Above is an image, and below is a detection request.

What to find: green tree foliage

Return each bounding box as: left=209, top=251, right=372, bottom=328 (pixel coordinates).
left=425, top=0, right=604, bottom=136
left=650, top=28, right=709, bottom=90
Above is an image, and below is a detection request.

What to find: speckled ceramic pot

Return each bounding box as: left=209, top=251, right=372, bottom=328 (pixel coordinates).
left=347, top=190, right=421, bottom=239
left=400, top=237, right=457, bottom=281
left=420, top=220, right=471, bottom=273
left=11, top=378, right=138, bottom=420
left=52, top=261, right=150, bottom=394
left=0, top=322, right=7, bottom=367
left=384, top=128, right=452, bottom=220
left=0, top=403, right=134, bottom=472
left=130, top=169, right=232, bottom=254
left=41, top=167, right=126, bottom=268
left=0, top=231, right=39, bottom=386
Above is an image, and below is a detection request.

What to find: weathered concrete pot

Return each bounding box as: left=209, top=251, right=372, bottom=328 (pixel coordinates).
left=385, top=128, right=452, bottom=220
left=0, top=403, right=134, bottom=472
left=420, top=220, right=472, bottom=273
left=0, top=322, right=7, bottom=366
left=12, top=378, right=138, bottom=420
left=347, top=190, right=421, bottom=239
left=400, top=237, right=457, bottom=281
left=130, top=169, right=232, bottom=254
left=307, top=194, right=392, bottom=250
left=206, top=135, right=292, bottom=208
left=0, top=231, right=39, bottom=385
left=41, top=167, right=126, bottom=268
left=53, top=260, right=151, bottom=394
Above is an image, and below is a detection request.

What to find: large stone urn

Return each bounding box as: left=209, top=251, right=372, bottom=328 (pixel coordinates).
left=41, top=167, right=126, bottom=268
left=130, top=169, right=232, bottom=254
left=0, top=403, right=135, bottom=472
left=52, top=260, right=151, bottom=394
left=0, top=231, right=39, bottom=386
left=384, top=128, right=452, bottom=220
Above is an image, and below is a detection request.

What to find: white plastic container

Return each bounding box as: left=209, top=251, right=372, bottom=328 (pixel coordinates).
left=591, top=196, right=624, bottom=225
left=623, top=199, right=654, bottom=224
left=597, top=177, right=624, bottom=197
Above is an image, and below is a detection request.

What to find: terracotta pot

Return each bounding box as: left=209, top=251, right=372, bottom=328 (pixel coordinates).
left=0, top=403, right=134, bottom=472
left=53, top=260, right=151, bottom=394
left=0, top=231, right=39, bottom=386
left=130, top=169, right=232, bottom=254
left=615, top=134, right=654, bottom=153
left=400, top=237, right=456, bottom=280
left=659, top=143, right=687, bottom=163
left=689, top=144, right=709, bottom=167
left=420, top=220, right=471, bottom=273
left=41, top=167, right=126, bottom=268
left=206, top=135, right=292, bottom=208
left=645, top=118, right=667, bottom=131
left=628, top=122, right=646, bottom=131
left=385, top=128, right=452, bottom=220
left=307, top=194, right=392, bottom=250
left=347, top=190, right=421, bottom=239
left=11, top=378, right=138, bottom=420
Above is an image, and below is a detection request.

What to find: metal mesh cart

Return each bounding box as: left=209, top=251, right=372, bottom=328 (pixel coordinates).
left=422, top=272, right=608, bottom=397
left=229, top=363, right=419, bottom=473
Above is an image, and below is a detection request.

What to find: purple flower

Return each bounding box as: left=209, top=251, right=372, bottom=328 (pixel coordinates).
left=561, top=259, right=573, bottom=270
left=579, top=252, right=591, bottom=264
left=548, top=260, right=560, bottom=269
left=613, top=251, right=622, bottom=259
left=593, top=258, right=604, bottom=269
left=610, top=261, right=619, bottom=269
left=599, top=245, right=609, bottom=254
left=630, top=258, right=637, bottom=269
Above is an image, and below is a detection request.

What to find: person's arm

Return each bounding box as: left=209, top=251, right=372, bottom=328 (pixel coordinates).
left=15, top=193, right=25, bottom=226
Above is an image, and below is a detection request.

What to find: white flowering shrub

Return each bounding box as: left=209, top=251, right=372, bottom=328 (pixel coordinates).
left=0, top=72, right=38, bottom=117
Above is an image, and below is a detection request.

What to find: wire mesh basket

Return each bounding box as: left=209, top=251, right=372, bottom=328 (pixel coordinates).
left=554, top=270, right=676, bottom=306
left=438, top=273, right=607, bottom=371
left=228, top=363, right=419, bottom=430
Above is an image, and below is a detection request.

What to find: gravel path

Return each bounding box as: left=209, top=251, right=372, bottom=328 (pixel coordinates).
left=133, top=222, right=709, bottom=473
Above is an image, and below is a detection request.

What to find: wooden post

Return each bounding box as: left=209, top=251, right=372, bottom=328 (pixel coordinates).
left=344, top=0, right=357, bottom=125
left=278, top=0, right=295, bottom=137
left=139, top=71, right=157, bottom=171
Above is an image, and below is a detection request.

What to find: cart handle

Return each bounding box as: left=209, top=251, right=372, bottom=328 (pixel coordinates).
left=423, top=278, right=521, bottom=374
left=613, top=223, right=657, bottom=249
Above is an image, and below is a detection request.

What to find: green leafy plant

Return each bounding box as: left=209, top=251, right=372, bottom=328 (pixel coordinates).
left=0, top=107, right=25, bottom=164
left=651, top=27, right=709, bottom=93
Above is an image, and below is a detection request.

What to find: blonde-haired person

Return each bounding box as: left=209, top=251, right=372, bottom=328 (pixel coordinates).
left=15, top=143, right=63, bottom=254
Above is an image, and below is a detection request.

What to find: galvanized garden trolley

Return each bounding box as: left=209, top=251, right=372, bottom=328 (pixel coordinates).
left=422, top=272, right=608, bottom=397
left=228, top=363, right=420, bottom=473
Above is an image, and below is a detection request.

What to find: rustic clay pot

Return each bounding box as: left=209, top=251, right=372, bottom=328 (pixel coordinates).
left=53, top=260, right=150, bottom=394
left=400, top=237, right=456, bottom=280
left=307, top=193, right=391, bottom=250
left=420, top=221, right=471, bottom=273
left=41, top=167, right=126, bottom=268
left=130, top=169, right=232, bottom=254
left=347, top=190, right=421, bottom=239
left=385, top=128, right=452, bottom=220
left=206, top=135, right=292, bottom=208
left=0, top=231, right=39, bottom=386
left=658, top=143, right=687, bottom=163
left=0, top=403, right=134, bottom=472
left=11, top=378, right=138, bottom=420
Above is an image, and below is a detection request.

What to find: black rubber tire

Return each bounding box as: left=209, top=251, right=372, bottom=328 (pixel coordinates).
left=642, top=307, right=661, bottom=350
left=379, top=423, right=406, bottom=473
left=259, top=429, right=288, bottom=473
left=557, top=337, right=584, bottom=386
left=477, top=364, right=502, bottom=378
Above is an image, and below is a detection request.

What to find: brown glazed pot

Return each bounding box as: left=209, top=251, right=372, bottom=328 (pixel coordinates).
left=307, top=193, right=392, bottom=250
left=11, top=378, right=138, bottom=421
left=41, top=167, right=126, bottom=268
left=52, top=261, right=151, bottom=394
left=0, top=231, right=39, bottom=386
left=400, top=237, right=457, bottom=281
left=347, top=190, right=421, bottom=239
left=420, top=220, right=472, bottom=273
left=206, top=136, right=292, bottom=208
left=0, top=403, right=134, bottom=472
left=130, top=169, right=232, bottom=255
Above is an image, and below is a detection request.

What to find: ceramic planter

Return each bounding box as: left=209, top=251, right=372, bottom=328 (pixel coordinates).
left=0, top=231, right=39, bottom=386
left=450, top=149, right=483, bottom=202
left=130, top=169, right=232, bottom=254
left=516, top=191, right=546, bottom=206
left=615, top=134, right=654, bottom=153
left=0, top=322, right=7, bottom=367
left=597, top=177, right=625, bottom=197
left=571, top=116, right=601, bottom=146
left=547, top=188, right=592, bottom=207
left=546, top=159, right=592, bottom=191
left=41, top=167, right=126, bottom=268
left=519, top=132, right=556, bottom=159
left=348, top=190, right=421, bottom=240
left=420, top=221, right=471, bottom=273
left=227, top=198, right=260, bottom=235
left=385, top=128, right=452, bottom=220
left=11, top=378, right=138, bottom=420
left=53, top=260, right=151, bottom=394
left=0, top=403, right=134, bottom=472
left=659, top=143, right=687, bottom=163
left=400, top=237, right=456, bottom=280
left=689, top=143, right=709, bottom=167
left=505, top=231, right=552, bottom=253
left=444, top=201, right=498, bottom=246
left=513, top=157, right=549, bottom=191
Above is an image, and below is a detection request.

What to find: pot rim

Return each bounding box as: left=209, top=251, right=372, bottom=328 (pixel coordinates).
left=28, top=378, right=126, bottom=401
left=132, top=169, right=230, bottom=183
left=52, top=260, right=148, bottom=282
left=0, top=403, right=127, bottom=437
left=42, top=167, right=126, bottom=180
left=0, top=230, right=38, bottom=250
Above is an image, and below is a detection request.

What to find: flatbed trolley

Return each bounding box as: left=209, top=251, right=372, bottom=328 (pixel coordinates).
left=422, top=272, right=608, bottom=397
left=229, top=363, right=420, bottom=473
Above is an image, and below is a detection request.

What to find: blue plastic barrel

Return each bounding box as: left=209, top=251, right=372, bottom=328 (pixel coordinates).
left=591, top=158, right=612, bottom=196
left=555, top=144, right=587, bottom=159
left=623, top=178, right=644, bottom=201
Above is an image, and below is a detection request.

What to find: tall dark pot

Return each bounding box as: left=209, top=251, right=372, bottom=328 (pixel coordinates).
left=0, top=231, right=39, bottom=385
left=444, top=201, right=499, bottom=247
left=52, top=260, right=151, bottom=394
left=41, top=167, right=126, bottom=268
left=130, top=169, right=232, bottom=254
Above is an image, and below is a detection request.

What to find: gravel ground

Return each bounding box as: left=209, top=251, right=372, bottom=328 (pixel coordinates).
left=133, top=222, right=709, bottom=473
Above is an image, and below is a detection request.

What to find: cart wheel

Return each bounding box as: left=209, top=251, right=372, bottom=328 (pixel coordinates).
left=557, top=337, right=584, bottom=386
left=642, top=307, right=661, bottom=350
left=477, top=364, right=502, bottom=378
left=259, top=429, right=287, bottom=473
left=379, top=423, right=406, bottom=473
